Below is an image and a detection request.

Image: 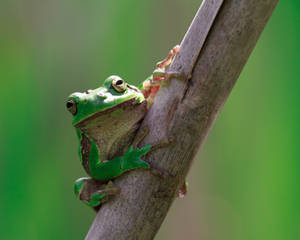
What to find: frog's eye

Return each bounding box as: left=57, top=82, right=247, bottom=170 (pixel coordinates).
left=111, top=77, right=127, bottom=93
left=66, top=99, right=77, bottom=115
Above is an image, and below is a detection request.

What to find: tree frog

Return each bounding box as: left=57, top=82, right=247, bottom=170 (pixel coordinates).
left=67, top=46, right=182, bottom=210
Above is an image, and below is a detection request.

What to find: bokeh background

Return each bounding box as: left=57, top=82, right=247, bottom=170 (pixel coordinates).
left=0, top=0, right=299, bottom=239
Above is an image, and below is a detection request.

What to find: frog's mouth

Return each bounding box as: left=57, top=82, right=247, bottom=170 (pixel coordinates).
left=75, top=98, right=147, bottom=128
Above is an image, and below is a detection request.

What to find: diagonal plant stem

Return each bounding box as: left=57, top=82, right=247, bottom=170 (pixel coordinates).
left=85, top=0, right=278, bottom=239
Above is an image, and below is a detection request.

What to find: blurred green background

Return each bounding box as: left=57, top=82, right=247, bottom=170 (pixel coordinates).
left=0, top=0, right=299, bottom=239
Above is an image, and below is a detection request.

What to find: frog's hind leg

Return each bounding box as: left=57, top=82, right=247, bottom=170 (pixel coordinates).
left=74, top=178, right=120, bottom=211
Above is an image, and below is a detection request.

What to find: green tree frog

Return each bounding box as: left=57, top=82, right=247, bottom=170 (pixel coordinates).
left=67, top=46, right=182, bottom=209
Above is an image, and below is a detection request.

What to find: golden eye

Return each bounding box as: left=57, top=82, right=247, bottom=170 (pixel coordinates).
left=66, top=99, right=77, bottom=115
left=111, top=77, right=127, bottom=93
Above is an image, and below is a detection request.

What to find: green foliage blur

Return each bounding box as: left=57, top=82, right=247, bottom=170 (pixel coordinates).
left=0, top=1, right=299, bottom=239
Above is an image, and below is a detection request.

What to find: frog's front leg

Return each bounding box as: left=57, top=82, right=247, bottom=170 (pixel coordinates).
left=152, top=45, right=182, bottom=84
left=74, top=177, right=121, bottom=210
left=156, top=45, right=180, bottom=69
left=151, top=69, right=186, bottom=86
left=86, top=136, right=151, bottom=180
left=142, top=45, right=186, bottom=104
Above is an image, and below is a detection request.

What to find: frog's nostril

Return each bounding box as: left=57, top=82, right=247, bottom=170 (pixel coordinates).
left=66, top=99, right=77, bottom=115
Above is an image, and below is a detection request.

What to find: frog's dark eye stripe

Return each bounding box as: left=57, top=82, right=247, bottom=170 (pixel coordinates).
left=111, top=77, right=127, bottom=93
left=66, top=99, right=77, bottom=115
left=127, top=85, right=139, bottom=92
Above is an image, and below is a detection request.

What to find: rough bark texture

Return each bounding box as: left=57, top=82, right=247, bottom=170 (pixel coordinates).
left=85, top=0, right=278, bottom=239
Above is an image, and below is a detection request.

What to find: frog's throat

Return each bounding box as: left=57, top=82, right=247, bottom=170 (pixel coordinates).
left=74, top=98, right=145, bottom=128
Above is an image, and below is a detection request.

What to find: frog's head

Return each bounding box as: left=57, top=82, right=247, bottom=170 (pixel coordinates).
left=66, top=75, right=146, bottom=128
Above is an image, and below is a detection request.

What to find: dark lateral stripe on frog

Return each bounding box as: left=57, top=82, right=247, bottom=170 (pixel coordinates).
left=80, top=133, right=92, bottom=174
left=75, top=98, right=147, bottom=128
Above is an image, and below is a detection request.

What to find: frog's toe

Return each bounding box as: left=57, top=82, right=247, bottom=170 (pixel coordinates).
left=125, top=159, right=150, bottom=170
left=89, top=192, right=106, bottom=207
left=74, top=177, right=89, bottom=199
left=137, top=160, right=150, bottom=169
left=149, top=166, right=169, bottom=178
left=74, top=178, right=121, bottom=211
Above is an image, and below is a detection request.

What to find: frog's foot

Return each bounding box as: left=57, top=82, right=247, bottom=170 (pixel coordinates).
left=120, top=145, right=152, bottom=171
left=144, top=70, right=186, bottom=105
left=142, top=45, right=182, bottom=104
left=119, top=143, right=167, bottom=179
left=147, top=164, right=169, bottom=178
left=152, top=70, right=186, bottom=86
left=74, top=178, right=120, bottom=211
left=156, top=45, right=180, bottom=69
left=152, top=45, right=184, bottom=86
left=143, top=70, right=186, bottom=91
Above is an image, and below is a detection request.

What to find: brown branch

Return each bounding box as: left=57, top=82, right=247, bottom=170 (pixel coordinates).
left=85, top=0, right=278, bottom=239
